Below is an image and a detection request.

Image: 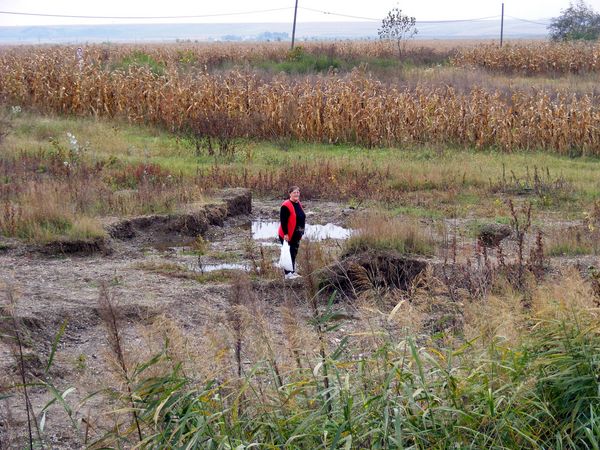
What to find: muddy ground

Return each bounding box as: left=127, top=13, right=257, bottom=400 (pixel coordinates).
left=0, top=193, right=362, bottom=448
left=1, top=192, right=599, bottom=449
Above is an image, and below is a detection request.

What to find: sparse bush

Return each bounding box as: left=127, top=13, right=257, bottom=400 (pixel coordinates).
left=190, top=235, right=207, bottom=255
left=378, top=8, right=418, bottom=58
left=489, top=165, right=573, bottom=203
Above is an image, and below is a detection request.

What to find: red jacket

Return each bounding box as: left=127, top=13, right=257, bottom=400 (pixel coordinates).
left=278, top=199, right=302, bottom=239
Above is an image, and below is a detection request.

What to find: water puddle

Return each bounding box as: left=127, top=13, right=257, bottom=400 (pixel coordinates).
left=149, top=237, right=195, bottom=251
left=193, top=262, right=250, bottom=273
left=251, top=221, right=352, bottom=241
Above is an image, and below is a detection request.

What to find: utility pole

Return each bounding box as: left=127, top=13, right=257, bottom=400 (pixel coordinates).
left=500, top=3, right=504, bottom=47
left=291, top=0, right=299, bottom=49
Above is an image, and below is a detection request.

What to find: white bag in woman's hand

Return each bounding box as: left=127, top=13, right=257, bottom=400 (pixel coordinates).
left=278, top=241, right=294, bottom=272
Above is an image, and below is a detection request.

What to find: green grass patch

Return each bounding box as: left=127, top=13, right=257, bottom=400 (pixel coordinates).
left=205, top=250, right=240, bottom=262
left=193, top=269, right=237, bottom=284
left=112, top=50, right=166, bottom=75
left=465, top=217, right=511, bottom=238
left=546, top=241, right=592, bottom=257
left=256, top=53, right=343, bottom=74
left=250, top=46, right=404, bottom=75
left=179, top=236, right=208, bottom=256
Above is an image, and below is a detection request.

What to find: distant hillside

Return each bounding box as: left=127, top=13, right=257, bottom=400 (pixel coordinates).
left=0, top=20, right=549, bottom=44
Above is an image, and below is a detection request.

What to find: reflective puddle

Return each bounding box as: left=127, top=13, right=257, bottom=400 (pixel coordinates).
left=154, top=220, right=353, bottom=274
left=251, top=221, right=352, bottom=241
left=192, top=262, right=250, bottom=273
left=150, top=237, right=195, bottom=251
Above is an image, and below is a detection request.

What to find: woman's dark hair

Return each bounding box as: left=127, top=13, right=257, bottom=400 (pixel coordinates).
left=288, top=186, right=300, bottom=195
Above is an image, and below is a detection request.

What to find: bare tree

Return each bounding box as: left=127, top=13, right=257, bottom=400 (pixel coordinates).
left=378, top=8, right=418, bottom=59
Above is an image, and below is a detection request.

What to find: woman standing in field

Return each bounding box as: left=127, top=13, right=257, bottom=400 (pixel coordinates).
left=278, top=186, right=305, bottom=279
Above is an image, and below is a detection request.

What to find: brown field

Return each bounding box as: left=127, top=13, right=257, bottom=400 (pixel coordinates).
left=2, top=42, right=600, bottom=153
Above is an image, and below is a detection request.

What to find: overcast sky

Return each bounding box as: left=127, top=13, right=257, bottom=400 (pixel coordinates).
left=1, top=0, right=599, bottom=27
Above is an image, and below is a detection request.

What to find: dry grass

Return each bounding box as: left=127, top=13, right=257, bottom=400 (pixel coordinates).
left=116, top=268, right=600, bottom=448
left=345, top=212, right=436, bottom=256
left=545, top=226, right=598, bottom=257
left=1, top=109, right=598, bottom=246
left=0, top=181, right=106, bottom=243
left=459, top=269, right=599, bottom=357
left=132, top=260, right=237, bottom=284
left=463, top=277, right=527, bottom=345
left=0, top=146, right=205, bottom=242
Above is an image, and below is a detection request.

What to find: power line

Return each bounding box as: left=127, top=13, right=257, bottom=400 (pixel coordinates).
left=0, top=7, right=293, bottom=20
left=300, top=7, right=503, bottom=24
left=418, top=16, right=501, bottom=24
left=0, top=7, right=549, bottom=27
left=298, top=7, right=379, bottom=22
left=505, top=15, right=550, bottom=26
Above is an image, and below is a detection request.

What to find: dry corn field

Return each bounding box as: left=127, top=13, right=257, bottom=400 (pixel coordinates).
left=452, top=42, right=600, bottom=75
left=2, top=44, right=600, bottom=154
left=0, top=41, right=456, bottom=68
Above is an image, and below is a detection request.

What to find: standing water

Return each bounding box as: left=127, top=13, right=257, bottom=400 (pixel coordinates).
left=251, top=221, right=352, bottom=241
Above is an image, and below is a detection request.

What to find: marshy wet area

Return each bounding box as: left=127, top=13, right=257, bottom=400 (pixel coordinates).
left=0, top=193, right=362, bottom=447
left=146, top=199, right=355, bottom=275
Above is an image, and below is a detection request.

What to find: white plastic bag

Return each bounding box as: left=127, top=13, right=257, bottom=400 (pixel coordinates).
left=278, top=241, right=294, bottom=272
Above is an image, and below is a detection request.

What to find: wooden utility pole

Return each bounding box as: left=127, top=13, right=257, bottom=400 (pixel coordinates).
left=291, top=0, right=299, bottom=49
left=500, top=3, right=504, bottom=46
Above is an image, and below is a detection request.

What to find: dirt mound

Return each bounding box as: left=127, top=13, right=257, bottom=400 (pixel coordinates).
left=37, top=236, right=112, bottom=256
left=107, top=188, right=252, bottom=245
left=107, top=208, right=227, bottom=241
left=221, top=188, right=252, bottom=216
left=321, top=249, right=428, bottom=297
left=477, top=223, right=512, bottom=248
left=30, top=189, right=252, bottom=256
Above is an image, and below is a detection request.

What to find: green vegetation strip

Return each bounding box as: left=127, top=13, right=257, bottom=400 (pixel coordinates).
left=2, top=112, right=600, bottom=243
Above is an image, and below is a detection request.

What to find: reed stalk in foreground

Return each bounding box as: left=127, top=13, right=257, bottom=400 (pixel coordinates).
left=97, top=283, right=143, bottom=443
left=3, top=285, right=36, bottom=449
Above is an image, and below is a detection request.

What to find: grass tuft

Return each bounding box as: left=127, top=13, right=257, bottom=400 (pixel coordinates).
left=345, top=213, right=436, bottom=256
